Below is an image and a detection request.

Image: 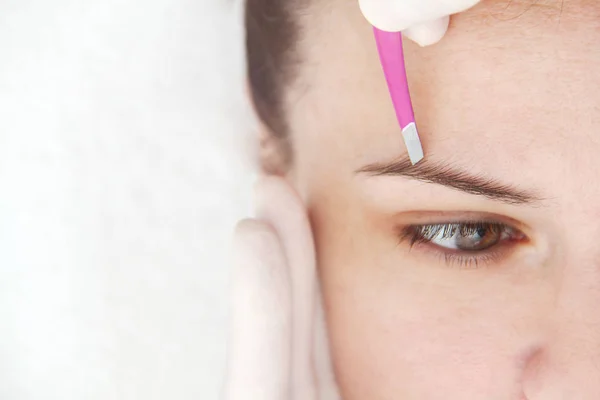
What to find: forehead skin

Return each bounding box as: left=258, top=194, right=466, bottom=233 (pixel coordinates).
left=283, top=0, right=600, bottom=399
left=288, top=0, right=600, bottom=192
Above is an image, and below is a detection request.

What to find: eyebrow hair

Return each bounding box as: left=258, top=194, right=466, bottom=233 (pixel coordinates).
left=357, top=157, right=543, bottom=205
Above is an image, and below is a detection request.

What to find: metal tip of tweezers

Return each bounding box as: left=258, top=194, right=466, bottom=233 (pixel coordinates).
left=402, top=122, right=424, bottom=165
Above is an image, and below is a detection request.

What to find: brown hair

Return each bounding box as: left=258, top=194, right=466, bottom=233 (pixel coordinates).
left=245, top=0, right=303, bottom=140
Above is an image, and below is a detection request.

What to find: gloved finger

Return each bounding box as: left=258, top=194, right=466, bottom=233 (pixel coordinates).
left=313, top=283, right=341, bottom=400
left=403, top=16, right=450, bottom=47
left=255, top=176, right=318, bottom=400
left=359, top=0, right=481, bottom=42
left=224, top=219, right=292, bottom=400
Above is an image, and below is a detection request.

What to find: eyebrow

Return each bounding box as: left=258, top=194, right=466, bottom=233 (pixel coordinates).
left=356, top=157, right=543, bottom=206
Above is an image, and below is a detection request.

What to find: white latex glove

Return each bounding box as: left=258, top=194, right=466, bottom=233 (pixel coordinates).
left=224, top=177, right=340, bottom=400
left=359, top=0, right=481, bottom=46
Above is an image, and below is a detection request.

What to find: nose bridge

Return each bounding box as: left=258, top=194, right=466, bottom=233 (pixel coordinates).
left=555, top=247, right=600, bottom=323
left=524, top=248, right=600, bottom=398
left=553, top=260, right=600, bottom=367
left=549, top=211, right=600, bottom=329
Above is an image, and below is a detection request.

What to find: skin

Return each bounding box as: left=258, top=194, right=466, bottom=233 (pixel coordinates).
left=266, top=0, right=600, bottom=398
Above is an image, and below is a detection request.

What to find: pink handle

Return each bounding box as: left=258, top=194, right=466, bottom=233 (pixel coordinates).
left=373, top=27, right=416, bottom=130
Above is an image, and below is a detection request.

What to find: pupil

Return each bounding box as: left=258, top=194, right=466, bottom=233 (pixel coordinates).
left=476, top=227, right=487, bottom=239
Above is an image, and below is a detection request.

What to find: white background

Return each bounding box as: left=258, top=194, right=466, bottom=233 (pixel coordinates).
left=0, top=0, right=254, bottom=398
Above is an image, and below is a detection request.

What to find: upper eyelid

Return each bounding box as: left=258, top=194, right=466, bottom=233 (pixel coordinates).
left=422, top=221, right=505, bottom=234
left=399, top=211, right=533, bottom=235
left=394, top=210, right=527, bottom=226
left=416, top=221, right=516, bottom=237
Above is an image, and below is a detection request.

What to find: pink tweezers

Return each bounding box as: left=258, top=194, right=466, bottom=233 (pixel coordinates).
left=373, top=28, right=424, bottom=165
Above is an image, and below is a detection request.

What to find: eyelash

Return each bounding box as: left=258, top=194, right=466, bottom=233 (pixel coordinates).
left=398, top=221, right=526, bottom=269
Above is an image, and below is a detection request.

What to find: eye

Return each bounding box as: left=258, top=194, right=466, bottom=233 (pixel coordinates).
left=420, top=222, right=506, bottom=251
left=399, top=221, right=527, bottom=268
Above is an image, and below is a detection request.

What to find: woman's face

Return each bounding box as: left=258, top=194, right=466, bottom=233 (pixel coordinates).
left=283, top=0, right=600, bottom=398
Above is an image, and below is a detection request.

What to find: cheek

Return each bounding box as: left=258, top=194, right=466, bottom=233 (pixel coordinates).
left=324, top=288, right=515, bottom=399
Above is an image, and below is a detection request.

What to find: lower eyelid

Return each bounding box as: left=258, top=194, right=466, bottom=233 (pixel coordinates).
left=442, top=250, right=506, bottom=270
left=416, top=241, right=517, bottom=269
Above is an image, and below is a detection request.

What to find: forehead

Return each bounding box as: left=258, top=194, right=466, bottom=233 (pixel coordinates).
left=287, top=0, right=600, bottom=197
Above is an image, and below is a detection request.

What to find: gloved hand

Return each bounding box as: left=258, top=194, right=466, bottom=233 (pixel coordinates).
left=224, top=176, right=340, bottom=400
left=359, top=0, right=482, bottom=46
